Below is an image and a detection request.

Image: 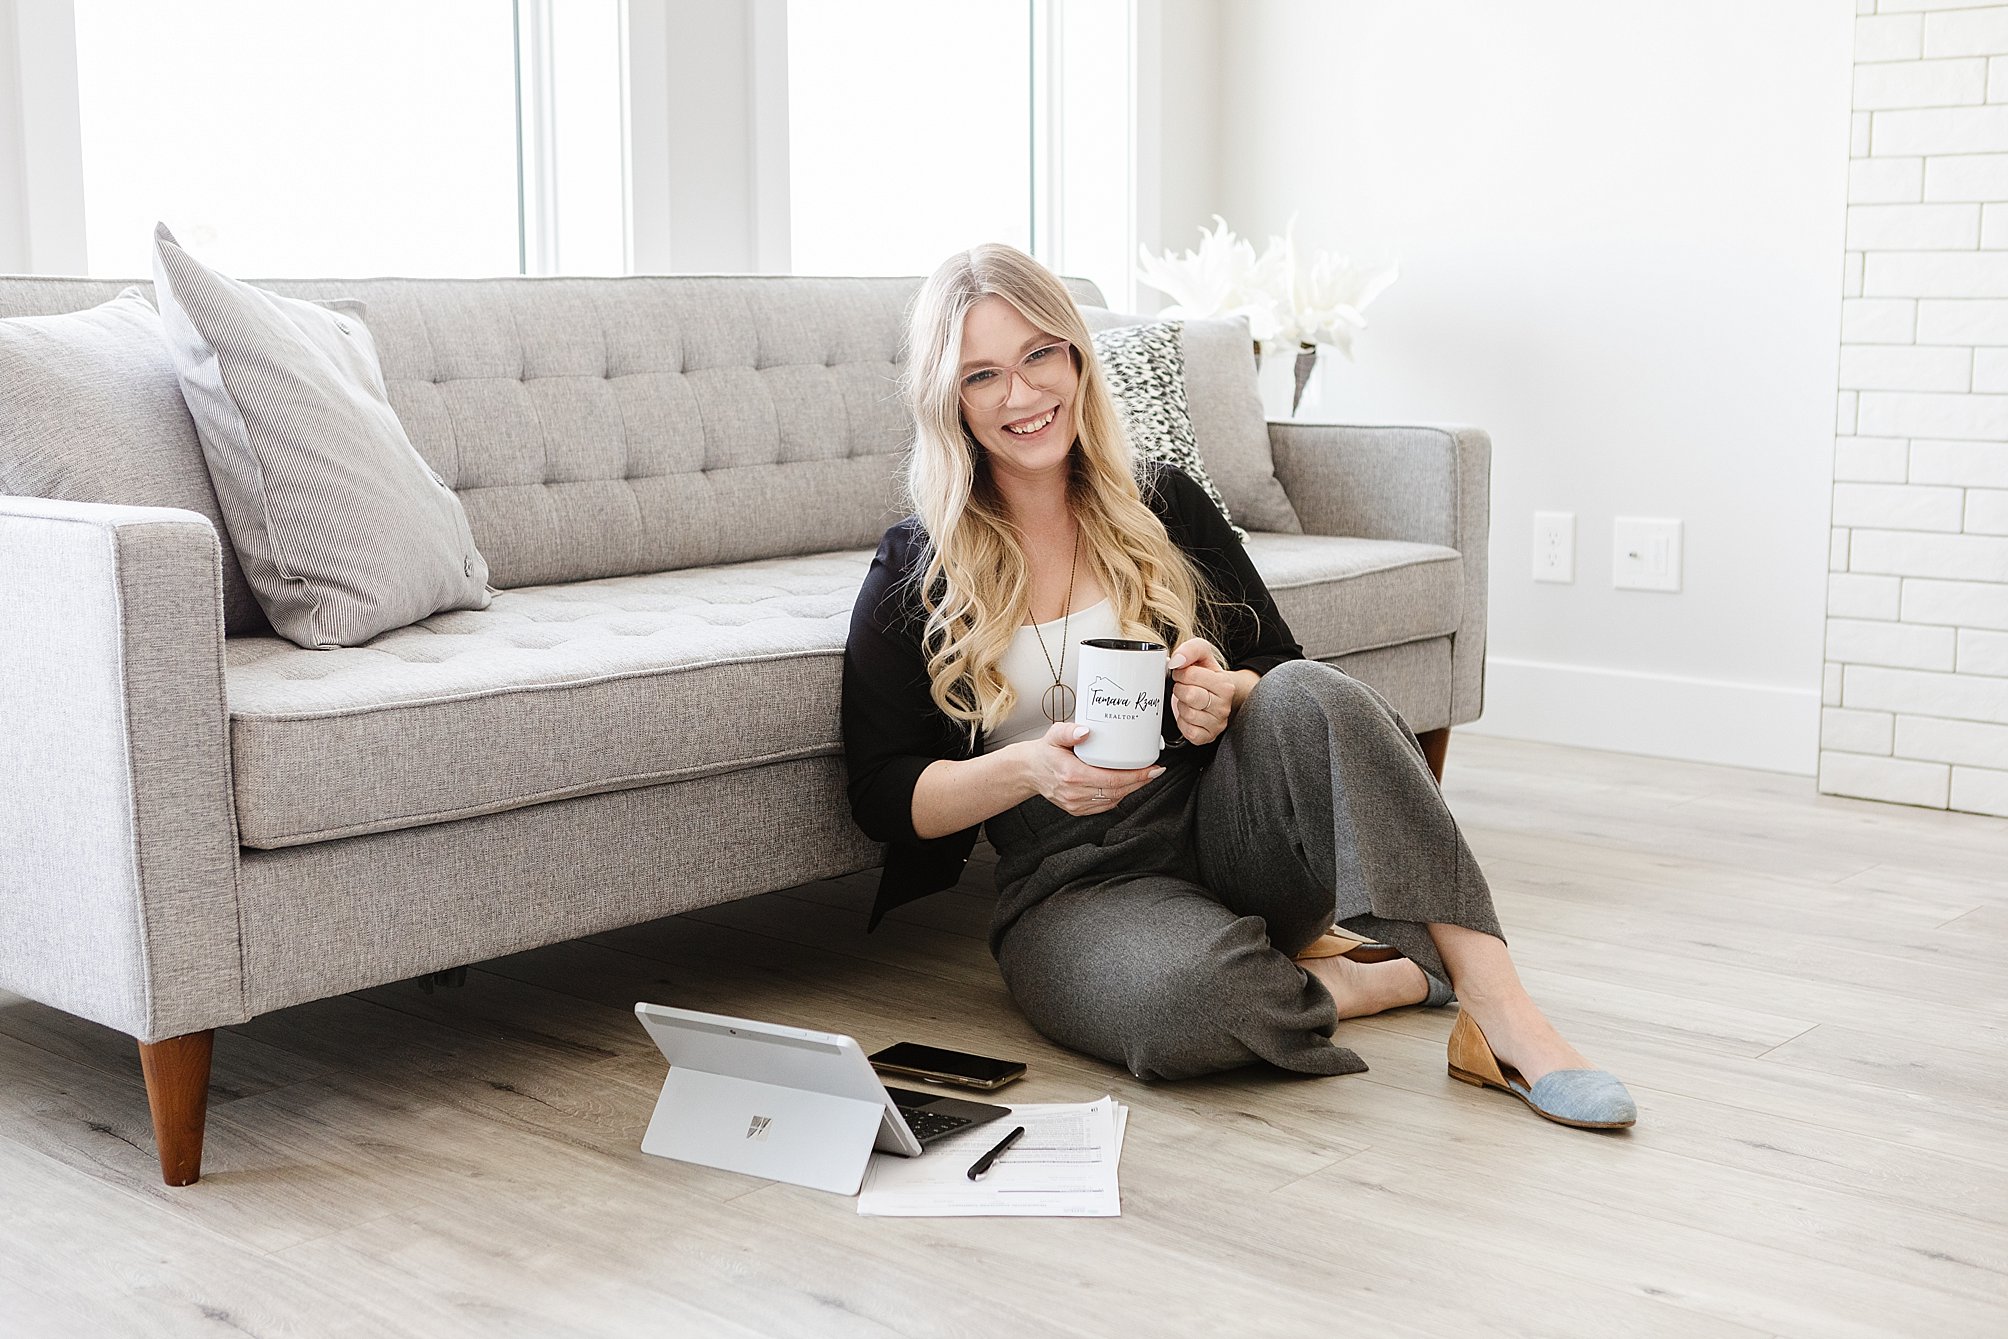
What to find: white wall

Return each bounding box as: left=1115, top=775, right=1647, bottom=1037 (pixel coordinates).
left=1820, top=0, right=2008, bottom=818
left=1152, top=0, right=1221, bottom=263
left=1206, top=0, right=1855, bottom=775
left=0, top=0, right=85, bottom=274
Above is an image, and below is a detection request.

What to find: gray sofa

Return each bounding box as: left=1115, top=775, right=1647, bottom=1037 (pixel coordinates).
left=0, top=272, right=1490, bottom=1186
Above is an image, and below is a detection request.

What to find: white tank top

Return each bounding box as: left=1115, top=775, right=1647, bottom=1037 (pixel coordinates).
left=983, top=597, right=1122, bottom=753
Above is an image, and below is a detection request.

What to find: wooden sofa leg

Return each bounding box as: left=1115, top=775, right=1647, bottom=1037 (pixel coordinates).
left=138, top=1030, right=214, bottom=1186
left=1416, top=726, right=1450, bottom=783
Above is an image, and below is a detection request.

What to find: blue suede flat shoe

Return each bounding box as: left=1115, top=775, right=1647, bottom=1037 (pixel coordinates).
left=1446, top=1010, right=1637, bottom=1130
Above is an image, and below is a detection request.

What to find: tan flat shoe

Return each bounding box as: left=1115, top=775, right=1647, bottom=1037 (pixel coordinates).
left=1292, top=926, right=1399, bottom=964
left=1446, top=1010, right=1637, bottom=1130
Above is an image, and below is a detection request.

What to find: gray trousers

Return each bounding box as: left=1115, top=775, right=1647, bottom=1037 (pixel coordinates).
left=984, top=658, right=1505, bottom=1081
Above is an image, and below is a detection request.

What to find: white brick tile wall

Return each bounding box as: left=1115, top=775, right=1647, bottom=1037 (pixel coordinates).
left=1849, top=528, right=2008, bottom=579
left=1826, top=9, right=2008, bottom=821
left=1872, top=105, right=2008, bottom=155
left=1841, top=299, right=1915, bottom=343
left=1818, top=750, right=1949, bottom=806
left=1950, top=764, right=2008, bottom=815
left=1855, top=57, right=1987, bottom=108
left=1924, top=7, right=2008, bottom=58
left=1829, top=572, right=1903, bottom=619
left=1847, top=202, right=1980, bottom=249
left=1974, top=344, right=2008, bottom=388
left=1858, top=391, right=2008, bottom=437
left=1983, top=202, right=2008, bottom=246
left=1967, top=487, right=2008, bottom=532
left=1884, top=1, right=1992, bottom=14
left=1839, top=202, right=1983, bottom=249
left=1827, top=615, right=1958, bottom=668
left=1916, top=297, right=2008, bottom=340
left=1832, top=481, right=1965, bottom=529
left=1897, top=713, right=2008, bottom=768
left=1850, top=157, right=1924, bottom=202
left=1834, top=436, right=1910, bottom=480
left=1838, top=344, right=1969, bottom=389
left=1958, top=626, right=2008, bottom=673
left=1860, top=14, right=1925, bottom=63
left=1844, top=663, right=2008, bottom=722
left=1862, top=251, right=2008, bottom=297
left=1902, top=576, right=2008, bottom=628
left=1924, top=151, right=2008, bottom=197
left=1912, top=438, right=2008, bottom=484
left=1822, top=706, right=1895, bottom=754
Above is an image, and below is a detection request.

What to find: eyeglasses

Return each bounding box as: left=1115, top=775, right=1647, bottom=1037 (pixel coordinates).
left=958, top=340, right=1076, bottom=411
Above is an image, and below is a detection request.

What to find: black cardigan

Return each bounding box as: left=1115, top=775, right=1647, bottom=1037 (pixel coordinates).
left=840, top=462, right=1306, bottom=929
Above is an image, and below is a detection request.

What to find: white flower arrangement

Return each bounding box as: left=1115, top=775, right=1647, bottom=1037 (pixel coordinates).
left=1135, top=213, right=1399, bottom=363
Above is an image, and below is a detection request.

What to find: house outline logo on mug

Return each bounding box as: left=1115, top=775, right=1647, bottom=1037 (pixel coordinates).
left=1073, top=638, right=1169, bottom=770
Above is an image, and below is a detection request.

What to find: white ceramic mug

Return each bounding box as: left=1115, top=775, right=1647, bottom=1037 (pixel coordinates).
left=1073, top=637, right=1169, bottom=770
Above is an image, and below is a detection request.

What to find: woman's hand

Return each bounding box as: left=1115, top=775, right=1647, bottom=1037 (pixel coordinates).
left=1020, top=722, right=1165, bottom=816
left=1166, top=639, right=1256, bottom=747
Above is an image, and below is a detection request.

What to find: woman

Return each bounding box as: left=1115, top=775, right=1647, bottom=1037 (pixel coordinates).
left=840, top=244, right=1635, bottom=1130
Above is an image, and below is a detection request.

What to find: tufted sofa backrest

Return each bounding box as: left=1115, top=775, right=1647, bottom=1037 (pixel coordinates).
left=0, top=273, right=1108, bottom=588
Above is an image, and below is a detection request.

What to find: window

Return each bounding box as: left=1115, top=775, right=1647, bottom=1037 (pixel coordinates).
left=1034, top=0, right=1133, bottom=311
left=786, top=0, right=1032, bottom=277
left=785, top=0, right=1133, bottom=305
left=71, top=0, right=626, bottom=279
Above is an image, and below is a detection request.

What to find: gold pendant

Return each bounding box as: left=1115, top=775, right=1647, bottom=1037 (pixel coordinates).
left=1042, top=681, right=1076, bottom=722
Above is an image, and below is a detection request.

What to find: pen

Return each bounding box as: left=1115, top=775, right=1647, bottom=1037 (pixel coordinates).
left=965, top=1125, right=1026, bottom=1180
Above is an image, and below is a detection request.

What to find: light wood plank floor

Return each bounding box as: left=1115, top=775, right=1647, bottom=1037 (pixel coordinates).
left=4, top=734, right=2006, bottom=1338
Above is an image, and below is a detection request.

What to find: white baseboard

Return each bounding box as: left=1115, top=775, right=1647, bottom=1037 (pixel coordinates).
left=1459, top=656, right=1820, bottom=777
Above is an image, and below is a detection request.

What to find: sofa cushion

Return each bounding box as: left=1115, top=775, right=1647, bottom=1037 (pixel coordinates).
left=222, top=536, right=1464, bottom=850
left=1243, top=533, right=1464, bottom=660
left=1079, top=307, right=1303, bottom=535
left=151, top=225, right=494, bottom=648
left=0, top=287, right=268, bottom=634
left=225, top=550, right=873, bottom=849
left=1090, top=318, right=1249, bottom=542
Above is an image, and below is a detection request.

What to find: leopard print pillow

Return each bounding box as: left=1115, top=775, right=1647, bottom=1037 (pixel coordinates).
left=1089, top=319, right=1247, bottom=542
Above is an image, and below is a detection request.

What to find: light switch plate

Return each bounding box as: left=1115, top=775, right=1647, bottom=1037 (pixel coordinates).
left=1533, top=511, right=1574, bottom=583
left=1613, top=517, right=1682, bottom=592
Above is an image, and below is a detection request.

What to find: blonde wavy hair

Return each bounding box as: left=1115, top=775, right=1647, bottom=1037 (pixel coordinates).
left=898, top=243, right=1238, bottom=746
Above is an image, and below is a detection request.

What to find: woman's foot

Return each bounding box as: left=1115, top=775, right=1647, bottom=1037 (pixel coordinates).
left=1420, top=921, right=1601, bottom=1088
left=1456, top=991, right=1593, bottom=1087
left=1300, top=953, right=1431, bottom=1019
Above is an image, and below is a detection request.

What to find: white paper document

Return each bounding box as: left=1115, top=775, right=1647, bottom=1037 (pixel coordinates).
left=857, top=1096, right=1128, bottom=1217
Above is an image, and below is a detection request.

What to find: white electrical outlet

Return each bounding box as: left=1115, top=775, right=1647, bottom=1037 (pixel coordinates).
left=1613, top=517, right=1682, bottom=592
left=1533, top=511, right=1574, bottom=583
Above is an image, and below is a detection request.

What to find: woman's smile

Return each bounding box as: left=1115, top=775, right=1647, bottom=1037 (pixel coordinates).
left=1002, top=405, right=1060, bottom=438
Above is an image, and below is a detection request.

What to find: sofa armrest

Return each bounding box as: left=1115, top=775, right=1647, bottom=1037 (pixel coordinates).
left=1268, top=421, right=1491, bottom=724
left=0, top=497, right=245, bottom=1041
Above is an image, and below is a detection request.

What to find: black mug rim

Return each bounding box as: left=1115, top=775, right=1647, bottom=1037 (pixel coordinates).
left=1080, top=637, right=1166, bottom=652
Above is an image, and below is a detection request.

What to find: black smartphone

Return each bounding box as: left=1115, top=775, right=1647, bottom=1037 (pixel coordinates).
left=868, top=1042, right=1027, bottom=1092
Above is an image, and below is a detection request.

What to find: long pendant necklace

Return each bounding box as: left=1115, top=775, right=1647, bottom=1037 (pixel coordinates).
left=1028, top=524, right=1081, bottom=722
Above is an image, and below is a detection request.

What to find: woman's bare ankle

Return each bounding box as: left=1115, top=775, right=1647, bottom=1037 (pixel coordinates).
left=1303, top=955, right=1429, bottom=1018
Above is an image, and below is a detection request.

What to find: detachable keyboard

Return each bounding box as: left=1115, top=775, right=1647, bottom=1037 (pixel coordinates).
left=884, top=1085, right=1010, bottom=1147
left=902, top=1107, right=977, bottom=1141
